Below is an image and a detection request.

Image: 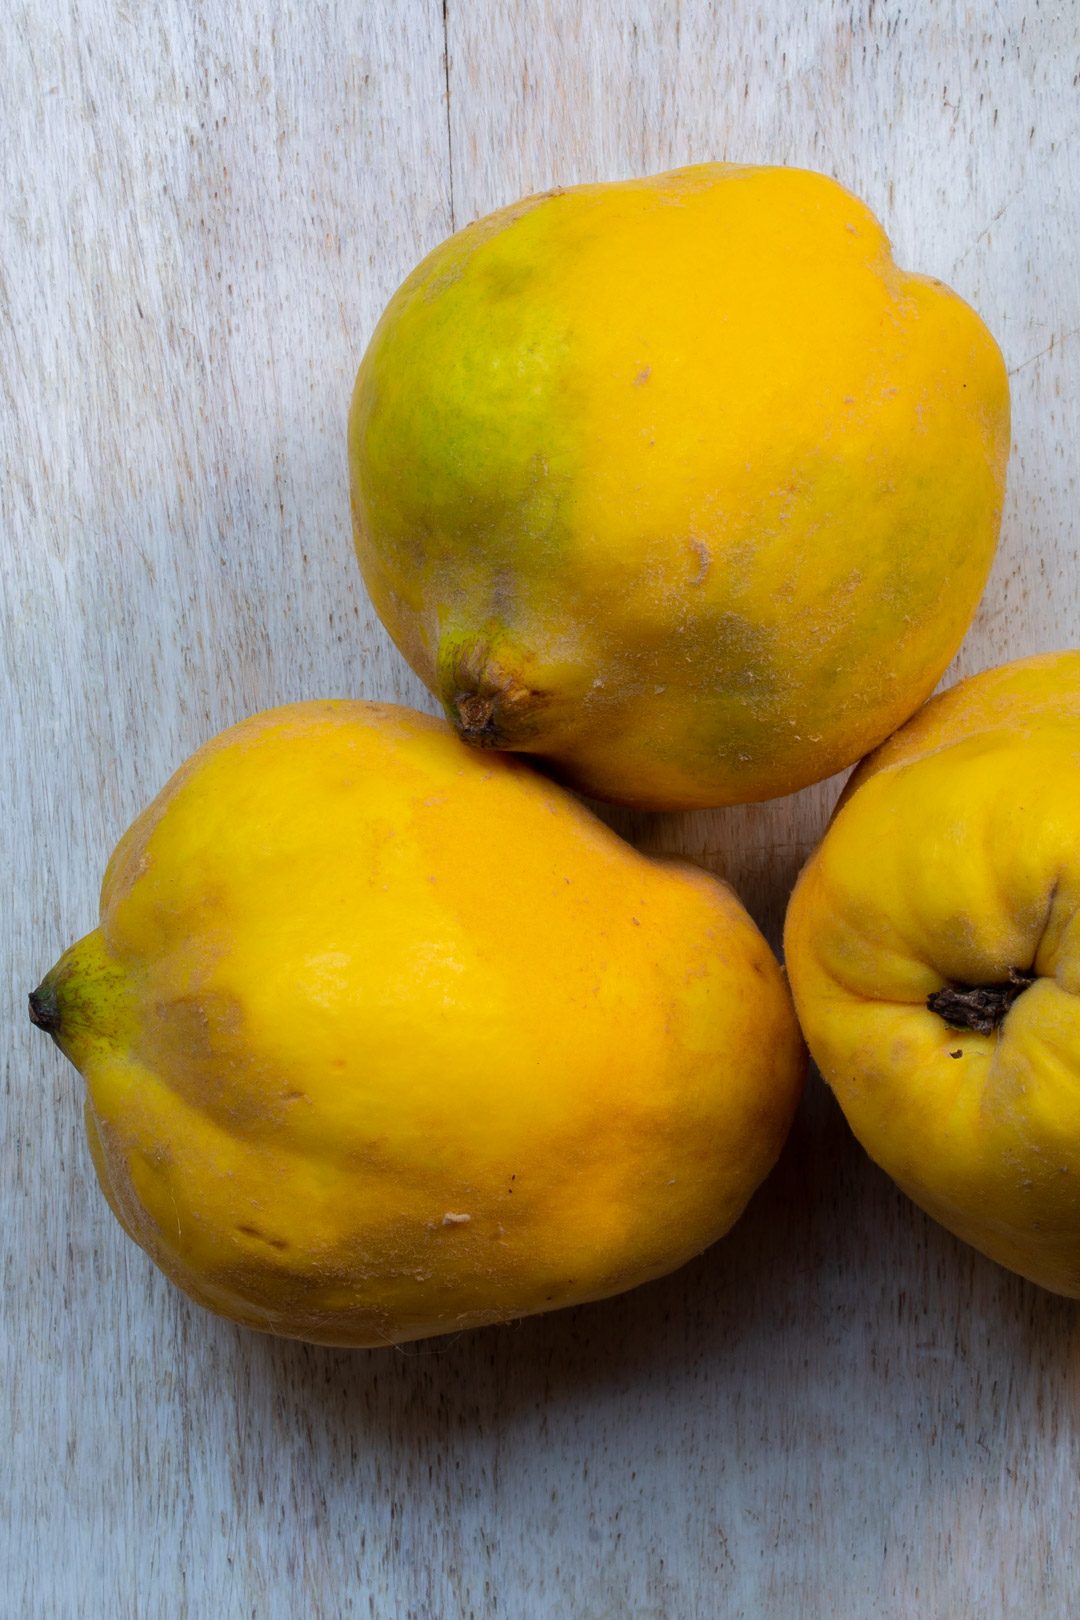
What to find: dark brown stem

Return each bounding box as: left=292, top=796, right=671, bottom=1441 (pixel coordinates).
left=28, top=984, right=61, bottom=1035
left=927, top=969, right=1036, bottom=1035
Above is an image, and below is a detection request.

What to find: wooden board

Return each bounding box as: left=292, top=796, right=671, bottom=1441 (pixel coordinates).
left=4, top=2, right=1079, bottom=1614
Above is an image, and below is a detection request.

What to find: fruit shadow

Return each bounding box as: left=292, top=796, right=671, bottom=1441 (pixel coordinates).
left=594, top=778, right=842, bottom=953
left=231, top=1072, right=1080, bottom=1530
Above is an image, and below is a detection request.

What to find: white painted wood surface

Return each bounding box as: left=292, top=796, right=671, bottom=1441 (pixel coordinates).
left=4, top=2, right=1079, bottom=1614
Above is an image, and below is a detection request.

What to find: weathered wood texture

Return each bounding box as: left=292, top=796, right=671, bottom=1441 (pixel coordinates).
left=3, top=2, right=1079, bottom=1615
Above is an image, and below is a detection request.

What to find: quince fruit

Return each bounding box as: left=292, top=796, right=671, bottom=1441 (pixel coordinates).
left=31, top=702, right=804, bottom=1345
left=784, top=652, right=1080, bottom=1293
left=348, top=163, right=1010, bottom=809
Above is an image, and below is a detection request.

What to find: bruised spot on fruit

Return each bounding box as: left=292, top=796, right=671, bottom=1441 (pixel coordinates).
left=139, top=991, right=265, bottom=1121
left=644, top=609, right=787, bottom=777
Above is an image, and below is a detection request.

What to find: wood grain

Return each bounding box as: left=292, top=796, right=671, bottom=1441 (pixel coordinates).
left=3, top=1, right=1079, bottom=1615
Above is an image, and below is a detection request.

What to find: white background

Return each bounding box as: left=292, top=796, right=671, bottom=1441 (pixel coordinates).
left=4, top=2, right=1079, bottom=1615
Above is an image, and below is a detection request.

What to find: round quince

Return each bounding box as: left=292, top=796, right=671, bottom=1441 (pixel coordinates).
left=349, top=163, right=1010, bottom=809
left=785, top=652, right=1080, bottom=1294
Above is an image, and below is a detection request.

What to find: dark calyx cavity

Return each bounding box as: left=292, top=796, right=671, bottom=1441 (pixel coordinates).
left=454, top=692, right=502, bottom=746
left=28, top=983, right=61, bottom=1036
left=927, top=968, right=1036, bottom=1035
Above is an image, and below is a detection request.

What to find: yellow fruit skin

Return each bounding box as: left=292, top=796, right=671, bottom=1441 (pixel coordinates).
left=349, top=163, right=1010, bottom=810
left=36, top=702, right=804, bottom=1347
left=784, top=652, right=1080, bottom=1294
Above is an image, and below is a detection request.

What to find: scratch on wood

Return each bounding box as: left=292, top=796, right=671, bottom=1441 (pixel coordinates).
left=1008, top=326, right=1080, bottom=376
left=952, top=184, right=1024, bottom=271
left=442, top=0, right=456, bottom=230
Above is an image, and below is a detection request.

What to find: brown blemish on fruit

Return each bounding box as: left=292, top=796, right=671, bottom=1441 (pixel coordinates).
left=236, top=1224, right=289, bottom=1252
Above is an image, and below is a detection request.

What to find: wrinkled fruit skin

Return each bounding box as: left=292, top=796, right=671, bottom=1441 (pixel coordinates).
left=349, top=163, right=1010, bottom=810
left=36, top=703, right=805, bottom=1346
left=784, top=652, right=1080, bottom=1295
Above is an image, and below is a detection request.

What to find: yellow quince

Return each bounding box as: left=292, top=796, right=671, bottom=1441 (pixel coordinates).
left=785, top=652, right=1080, bottom=1294
left=32, top=702, right=804, bottom=1345
left=349, top=163, right=1009, bottom=809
